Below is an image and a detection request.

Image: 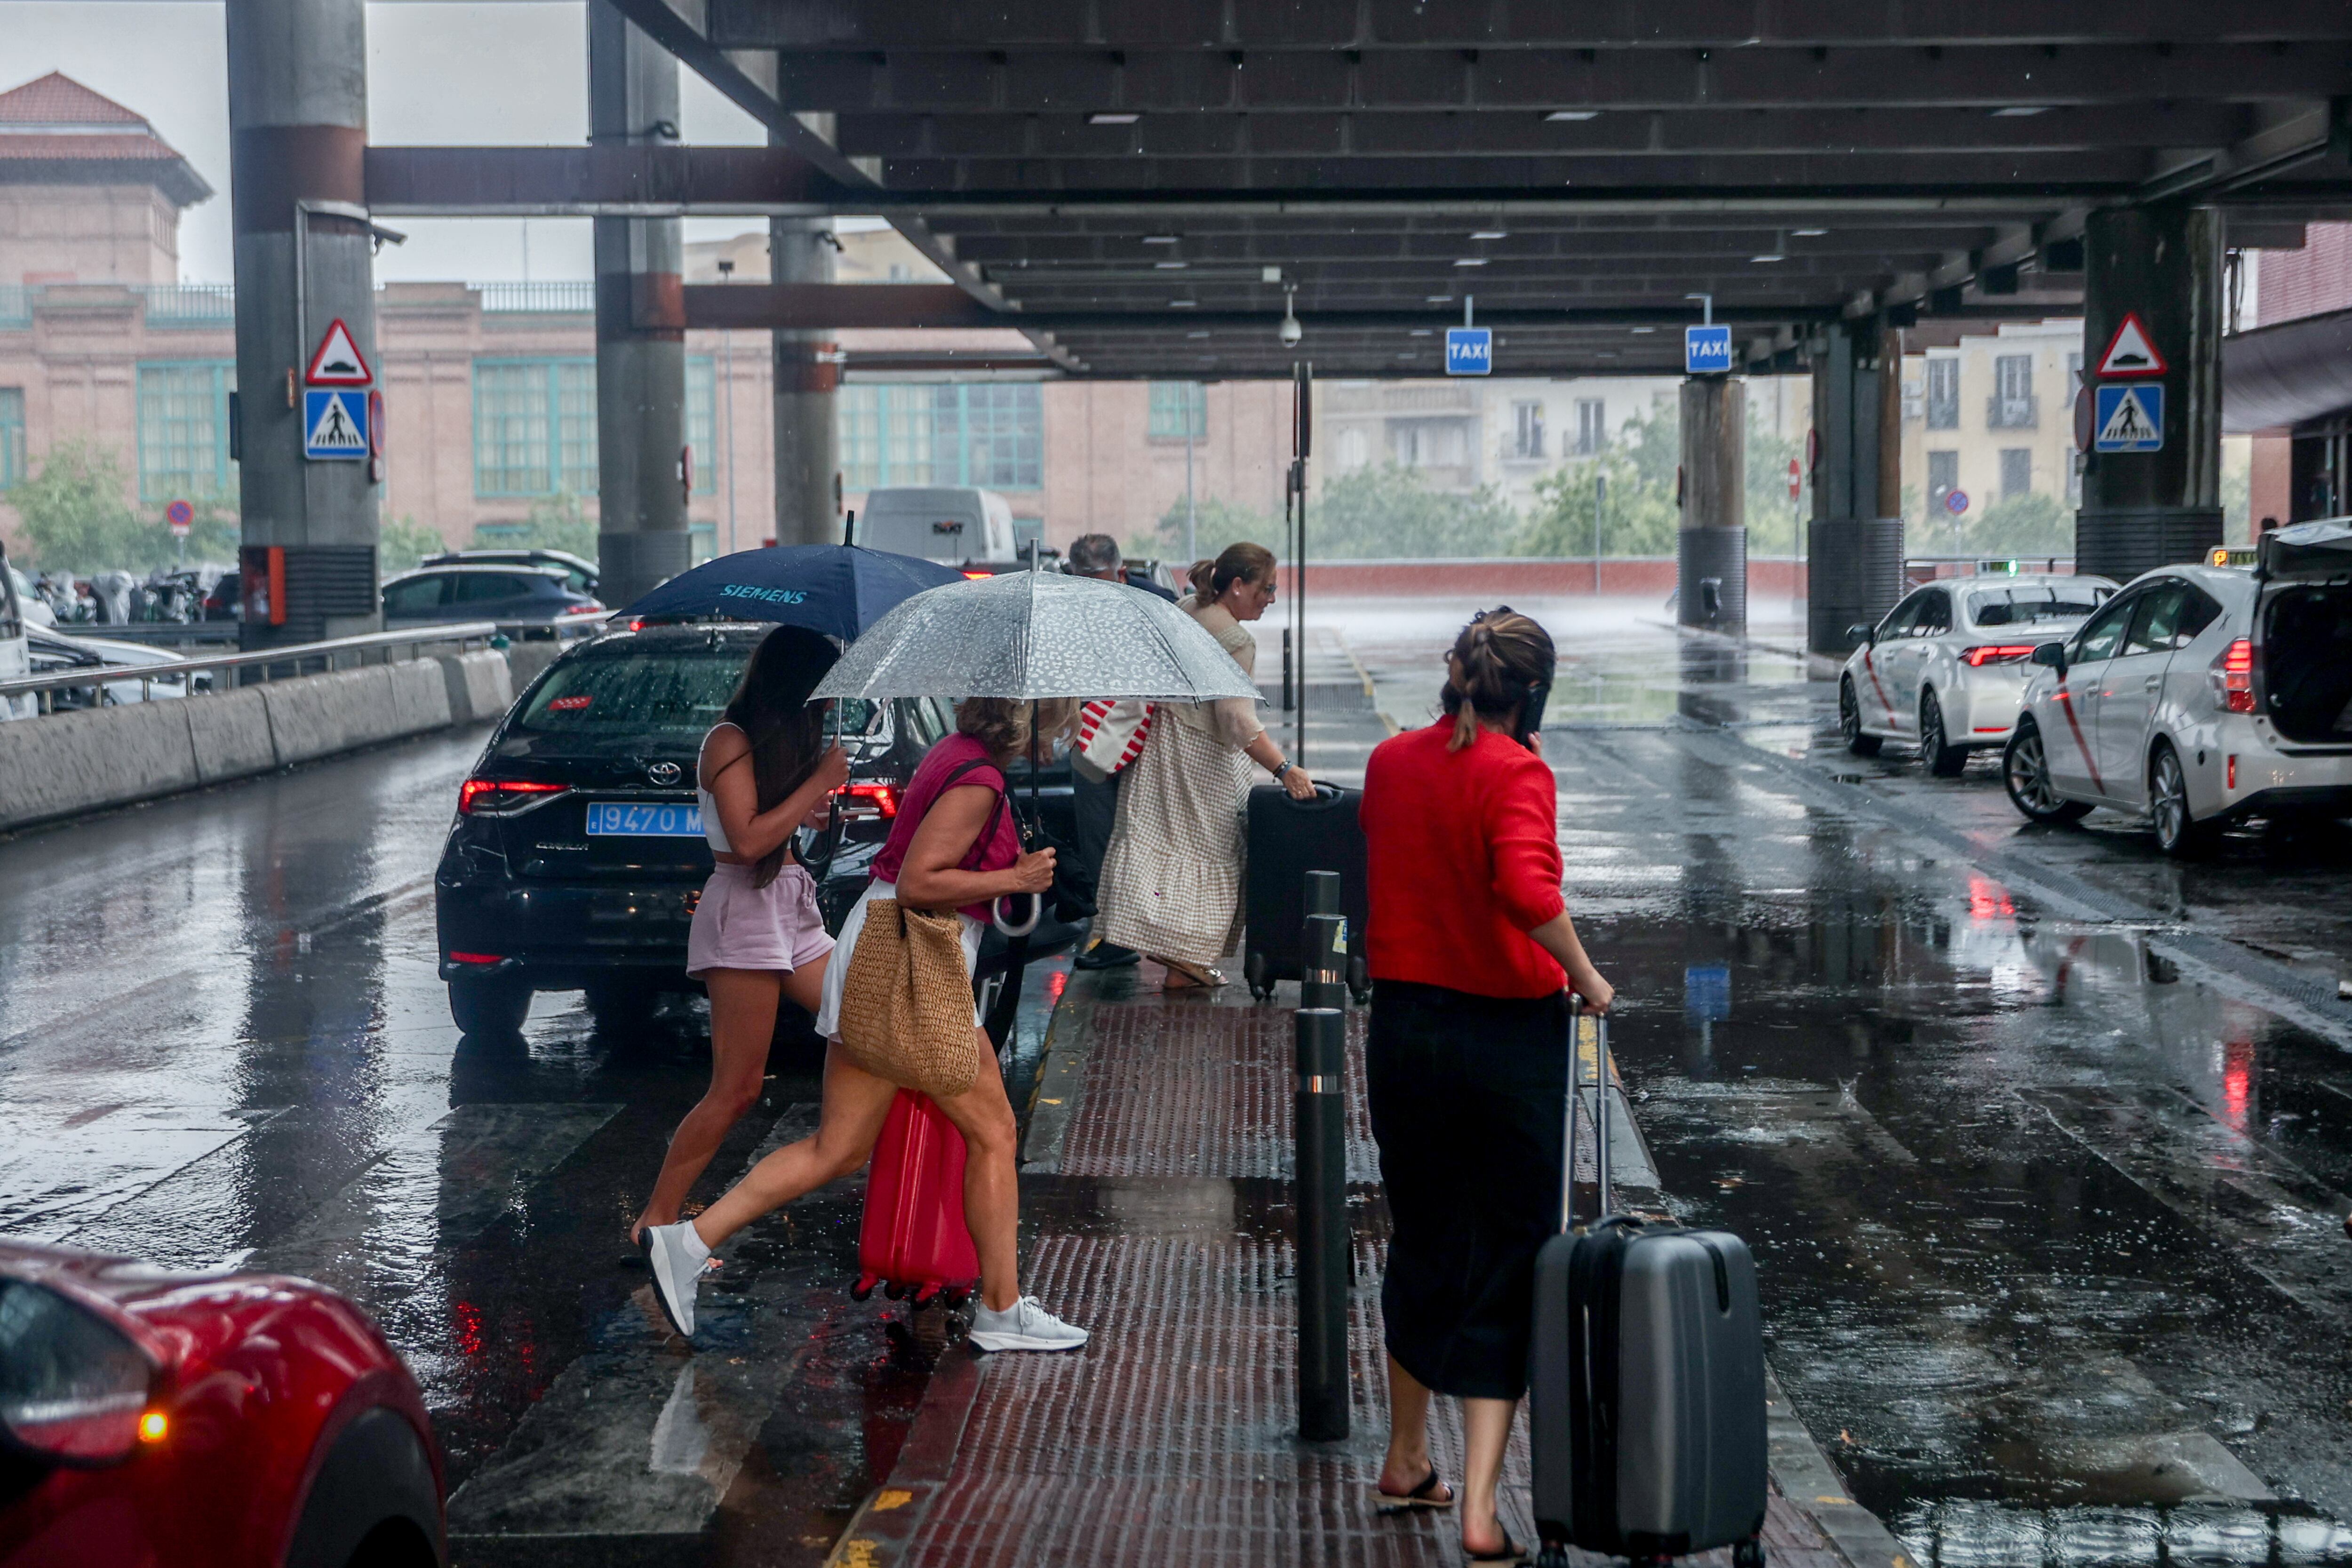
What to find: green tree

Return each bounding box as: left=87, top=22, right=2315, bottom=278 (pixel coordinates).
left=6, top=440, right=237, bottom=573
left=1517, top=392, right=1682, bottom=557
left=379, top=515, right=450, bottom=573
left=1743, top=393, right=1806, bottom=557
left=1310, top=463, right=1519, bottom=558
left=1962, top=490, right=2073, bottom=558
left=1143, top=493, right=1279, bottom=564
left=474, top=491, right=598, bottom=561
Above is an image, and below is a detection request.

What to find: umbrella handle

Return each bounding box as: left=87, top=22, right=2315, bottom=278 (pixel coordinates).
left=994, top=892, right=1043, bottom=937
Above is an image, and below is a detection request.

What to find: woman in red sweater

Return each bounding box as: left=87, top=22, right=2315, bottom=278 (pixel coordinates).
left=1357, top=609, right=1613, bottom=1565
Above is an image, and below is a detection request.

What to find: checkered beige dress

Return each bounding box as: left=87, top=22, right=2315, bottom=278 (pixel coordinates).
left=1092, top=603, right=1261, bottom=970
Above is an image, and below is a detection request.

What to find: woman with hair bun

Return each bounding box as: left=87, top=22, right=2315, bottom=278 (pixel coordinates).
left=1357, top=607, right=1614, bottom=1565
left=1090, top=541, right=1315, bottom=988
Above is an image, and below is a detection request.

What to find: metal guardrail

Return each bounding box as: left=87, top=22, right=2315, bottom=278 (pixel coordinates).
left=2, top=621, right=522, bottom=714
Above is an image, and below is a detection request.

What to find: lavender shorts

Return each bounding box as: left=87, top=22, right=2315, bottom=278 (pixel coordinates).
left=686, top=861, right=836, bottom=979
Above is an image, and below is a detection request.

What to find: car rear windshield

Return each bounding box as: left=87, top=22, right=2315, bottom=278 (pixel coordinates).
left=1966, top=585, right=2111, bottom=626
left=2262, top=584, right=2352, bottom=744
left=513, top=650, right=876, bottom=744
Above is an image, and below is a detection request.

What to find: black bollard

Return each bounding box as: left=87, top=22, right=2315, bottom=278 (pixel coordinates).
left=1303, top=912, right=1347, bottom=1012
left=1295, top=1005, right=1350, bottom=1441
left=1304, top=867, right=1340, bottom=919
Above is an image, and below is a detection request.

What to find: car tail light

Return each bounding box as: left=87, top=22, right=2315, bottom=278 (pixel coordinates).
left=834, top=782, right=900, bottom=820
left=458, top=778, right=568, bottom=815
left=2211, top=637, right=2256, bottom=714
left=0, top=1280, right=156, bottom=1467
left=446, top=951, right=506, bottom=965
left=558, top=601, right=607, bottom=617
left=2227, top=754, right=2238, bottom=790
left=1961, top=644, right=2040, bottom=667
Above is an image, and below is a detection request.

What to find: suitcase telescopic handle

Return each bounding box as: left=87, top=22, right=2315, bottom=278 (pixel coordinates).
left=1562, top=998, right=1615, bottom=1233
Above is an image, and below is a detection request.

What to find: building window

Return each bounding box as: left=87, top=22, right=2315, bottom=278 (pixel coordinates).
left=1925, top=358, right=1959, bottom=430
left=1338, top=428, right=1369, bottom=471
left=1511, top=400, right=1545, bottom=459
left=1148, top=382, right=1207, bottom=441
left=136, top=362, right=236, bottom=501
left=1988, top=354, right=2036, bottom=429
left=1391, top=420, right=1468, bottom=470
left=473, top=359, right=596, bottom=497
left=686, top=356, right=715, bottom=496
left=2067, top=351, right=2084, bottom=394
left=841, top=382, right=1043, bottom=492
left=1927, top=449, right=1959, bottom=512
left=1575, top=398, right=1606, bottom=455
left=941, top=383, right=1043, bottom=490
left=0, top=388, right=23, bottom=489
left=2000, top=447, right=2033, bottom=499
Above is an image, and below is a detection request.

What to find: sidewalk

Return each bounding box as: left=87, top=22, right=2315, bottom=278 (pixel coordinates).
left=824, top=967, right=1916, bottom=1568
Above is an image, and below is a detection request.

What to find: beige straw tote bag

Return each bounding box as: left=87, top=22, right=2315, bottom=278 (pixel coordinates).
left=835, top=899, right=982, bottom=1097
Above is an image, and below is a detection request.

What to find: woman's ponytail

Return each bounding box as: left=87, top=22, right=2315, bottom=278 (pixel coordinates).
left=1440, top=609, right=1555, bottom=752
left=1188, top=541, right=1277, bottom=603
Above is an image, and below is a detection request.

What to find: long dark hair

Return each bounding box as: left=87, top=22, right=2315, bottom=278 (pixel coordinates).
left=716, top=625, right=839, bottom=886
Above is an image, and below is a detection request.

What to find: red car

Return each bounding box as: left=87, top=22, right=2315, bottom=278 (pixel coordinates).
left=0, top=1242, right=444, bottom=1568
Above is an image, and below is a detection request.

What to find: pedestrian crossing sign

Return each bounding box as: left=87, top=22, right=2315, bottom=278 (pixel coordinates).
left=2092, top=382, right=2163, bottom=453
left=303, top=388, right=369, bottom=460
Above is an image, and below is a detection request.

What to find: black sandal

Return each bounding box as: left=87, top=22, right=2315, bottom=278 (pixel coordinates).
left=1372, top=1467, right=1455, bottom=1510
left=1465, top=1532, right=1529, bottom=1565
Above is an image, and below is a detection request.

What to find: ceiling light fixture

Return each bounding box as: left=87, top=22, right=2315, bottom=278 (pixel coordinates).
left=1169, top=298, right=1197, bottom=308
left=1187, top=330, right=1212, bottom=339
left=1792, top=228, right=1828, bottom=238
left=1155, top=260, right=1188, bottom=269
left=1991, top=106, right=2048, bottom=117
left=1470, top=230, right=1507, bottom=241
left=1546, top=110, right=1599, bottom=121
left=1454, top=257, right=1489, bottom=267
left=1089, top=111, right=1140, bottom=125
left=1142, top=234, right=1181, bottom=244
left=1426, top=294, right=1453, bottom=303
left=1410, top=328, right=1434, bottom=337
left=1278, top=285, right=1302, bottom=349
left=1629, top=326, right=1655, bottom=334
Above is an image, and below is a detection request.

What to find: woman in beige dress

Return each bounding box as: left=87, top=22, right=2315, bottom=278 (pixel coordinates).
left=1091, top=541, right=1316, bottom=988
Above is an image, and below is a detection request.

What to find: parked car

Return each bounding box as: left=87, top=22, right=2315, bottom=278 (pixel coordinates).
left=382, top=564, right=605, bottom=629
left=0, top=1240, right=444, bottom=1568
left=421, top=548, right=598, bottom=598
left=0, top=544, right=29, bottom=720
left=2002, top=525, right=2352, bottom=854
left=18, top=628, right=200, bottom=714
left=432, top=623, right=1076, bottom=1038
left=1839, top=573, right=2117, bottom=774
left=855, top=486, right=1018, bottom=567
left=201, top=569, right=241, bottom=622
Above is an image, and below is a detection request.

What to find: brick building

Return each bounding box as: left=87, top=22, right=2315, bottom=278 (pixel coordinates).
left=2249, top=224, right=2352, bottom=525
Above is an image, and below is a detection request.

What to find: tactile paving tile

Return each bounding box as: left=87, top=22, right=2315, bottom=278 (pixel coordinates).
left=1060, top=1001, right=1380, bottom=1180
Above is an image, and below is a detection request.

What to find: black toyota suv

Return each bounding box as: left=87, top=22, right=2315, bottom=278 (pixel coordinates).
left=434, top=623, right=1076, bottom=1039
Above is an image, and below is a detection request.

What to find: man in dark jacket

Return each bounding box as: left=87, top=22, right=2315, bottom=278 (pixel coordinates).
left=1066, top=533, right=1167, bottom=967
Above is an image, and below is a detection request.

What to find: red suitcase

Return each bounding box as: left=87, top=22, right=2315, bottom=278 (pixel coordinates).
left=851, top=1089, right=980, bottom=1309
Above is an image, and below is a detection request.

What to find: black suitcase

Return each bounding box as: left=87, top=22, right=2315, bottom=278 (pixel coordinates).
left=1241, top=782, right=1371, bottom=1001
left=1531, top=1008, right=1769, bottom=1568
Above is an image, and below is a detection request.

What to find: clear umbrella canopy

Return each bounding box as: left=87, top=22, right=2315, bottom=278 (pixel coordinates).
left=811, top=569, right=1262, bottom=703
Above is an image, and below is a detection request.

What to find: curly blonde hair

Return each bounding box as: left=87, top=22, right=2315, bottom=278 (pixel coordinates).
left=956, top=695, right=1078, bottom=767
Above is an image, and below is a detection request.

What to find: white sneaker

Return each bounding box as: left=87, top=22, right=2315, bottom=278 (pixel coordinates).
left=643, top=1221, right=707, bottom=1338
left=967, top=1295, right=1089, bottom=1353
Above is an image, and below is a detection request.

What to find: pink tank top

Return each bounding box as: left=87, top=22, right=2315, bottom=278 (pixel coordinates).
left=871, top=734, right=1020, bottom=920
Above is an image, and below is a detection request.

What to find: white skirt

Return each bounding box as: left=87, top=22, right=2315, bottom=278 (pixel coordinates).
left=813, top=879, right=987, bottom=1041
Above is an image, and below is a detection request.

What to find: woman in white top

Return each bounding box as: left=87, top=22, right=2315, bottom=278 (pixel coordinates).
left=630, top=625, right=847, bottom=1247
left=1091, top=541, right=1316, bottom=988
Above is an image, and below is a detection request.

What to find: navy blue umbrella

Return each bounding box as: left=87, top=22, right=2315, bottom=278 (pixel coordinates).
left=621, top=544, right=963, bottom=641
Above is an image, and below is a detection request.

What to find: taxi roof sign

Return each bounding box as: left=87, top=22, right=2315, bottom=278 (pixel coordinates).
left=2208, top=546, right=2258, bottom=569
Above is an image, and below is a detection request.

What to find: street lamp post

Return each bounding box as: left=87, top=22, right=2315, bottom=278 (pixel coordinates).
left=717, top=257, right=738, bottom=557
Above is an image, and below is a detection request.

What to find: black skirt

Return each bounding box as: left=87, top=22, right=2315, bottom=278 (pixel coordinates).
left=1365, top=979, right=1570, bottom=1402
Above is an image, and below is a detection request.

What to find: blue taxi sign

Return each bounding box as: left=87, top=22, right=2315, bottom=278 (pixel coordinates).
left=1444, top=327, right=1492, bottom=376
left=1684, top=324, right=1733, bottom=374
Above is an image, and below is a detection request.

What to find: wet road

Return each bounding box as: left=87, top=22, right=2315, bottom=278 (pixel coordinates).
left=9, top=601, right=2352, bottom=1568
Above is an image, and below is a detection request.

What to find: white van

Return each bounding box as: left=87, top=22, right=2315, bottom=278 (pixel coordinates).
left=856, top=486, right=1017, bottom=566
left=0, top=543, right=32, bottom=721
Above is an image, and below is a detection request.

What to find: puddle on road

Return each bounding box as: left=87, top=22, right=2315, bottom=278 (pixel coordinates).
left=1588, top=843, right=2352, bottom=1568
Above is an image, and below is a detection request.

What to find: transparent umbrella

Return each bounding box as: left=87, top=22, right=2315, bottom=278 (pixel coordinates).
left=811, top=568, right=1261, bottom=703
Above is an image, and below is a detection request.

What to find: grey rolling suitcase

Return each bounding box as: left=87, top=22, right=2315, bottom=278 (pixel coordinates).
left=1531, top=1007, right=1769, bottom=1568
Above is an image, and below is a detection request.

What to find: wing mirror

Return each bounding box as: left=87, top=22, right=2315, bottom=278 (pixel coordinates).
left=1845, top=622, right=1876, bottom=647
left=2028, top=641, right=2067, bottom=677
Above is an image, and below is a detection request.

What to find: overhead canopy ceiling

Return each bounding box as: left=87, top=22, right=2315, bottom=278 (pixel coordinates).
left=602, top=0, right=2352, bottom=377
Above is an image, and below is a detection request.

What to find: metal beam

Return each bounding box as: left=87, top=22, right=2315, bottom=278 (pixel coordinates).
left=685, top=281, right=1004, bottom=328
left=365, top=144, right=845, bottom=215
left=2136, top=99, right=2348, bottom=203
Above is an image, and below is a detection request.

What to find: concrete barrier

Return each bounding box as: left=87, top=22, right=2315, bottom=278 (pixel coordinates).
left=0, top=645, right=535, bottom=834
left=502, top=639, right=563, bottom=694
left=438, top=650, right=514, bottom=725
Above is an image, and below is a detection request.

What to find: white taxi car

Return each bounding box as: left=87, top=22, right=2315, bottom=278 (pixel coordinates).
left=1839, top=573, right=2117, bottom=774
left=2002, top=524, right=2352, bottom=855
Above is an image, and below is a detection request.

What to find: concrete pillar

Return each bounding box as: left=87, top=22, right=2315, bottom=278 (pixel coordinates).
left=1805, top=322, right=1906, bottom=654
left=771, top=214, right=841, bottom=547
left=1677, top=376, right=1747, bottom=632
left=227, top=0, right=380, bottom=647
left=589, top=0, right=689, bottom=608
left=2076, top=206, right=2225, bottom=580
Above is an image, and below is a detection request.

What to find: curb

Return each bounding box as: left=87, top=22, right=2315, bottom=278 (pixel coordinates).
left=820, top=1348, right=985, bottom=1568
left=1646, top=616, right=1846, bottom=680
